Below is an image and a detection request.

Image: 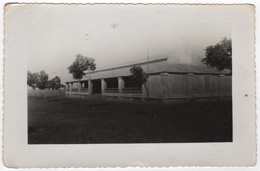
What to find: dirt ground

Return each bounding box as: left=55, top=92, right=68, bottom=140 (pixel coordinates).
left=28, top=96, right=232, bottom=144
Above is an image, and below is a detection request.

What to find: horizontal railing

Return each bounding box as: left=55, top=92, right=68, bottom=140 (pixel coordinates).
left=79, top=88, right=88, bottom=92
left=71, top=88, right=78, bottom=92
left=105, top=88, right=118, bottom=93
left=122, top=87, right=142, bottom=94
left=66, top=88, right=88, bottom=92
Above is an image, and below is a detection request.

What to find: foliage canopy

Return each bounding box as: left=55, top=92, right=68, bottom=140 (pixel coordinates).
left=47, top=76, right=65, bottom=90
left=130, top=65, right=149, bottom=98
left=130, top=65, right=148, bottom=85
left=201, top=38, right=232, bottom=71
left=27, top=71, right=39, bottom=89
left=35, top=71, right=49, bottom=90
left=68, top=54, right=96, bottom=80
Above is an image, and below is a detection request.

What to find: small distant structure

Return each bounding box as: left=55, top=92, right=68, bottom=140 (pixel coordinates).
left=65, top=56, right=231, bottom=102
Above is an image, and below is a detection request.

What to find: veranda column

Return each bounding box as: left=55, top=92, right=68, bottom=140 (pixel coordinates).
left=101, top=79, right=106, bottom=94
left=77, top=81, right=81, bottom=92
left=88, top=80, right=93, bottom=95
left=70, top=83, right=73, bottom=92
left=118, top=77, right=125, bottom=94
left=66, top=83, right=70, bottom=92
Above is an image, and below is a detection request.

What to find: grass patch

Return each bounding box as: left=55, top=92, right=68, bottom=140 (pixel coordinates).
left=28, top=96, right=232, bottom=144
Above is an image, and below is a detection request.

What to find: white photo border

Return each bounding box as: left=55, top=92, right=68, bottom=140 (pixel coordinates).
left=1, top=1, right=258, bottom=169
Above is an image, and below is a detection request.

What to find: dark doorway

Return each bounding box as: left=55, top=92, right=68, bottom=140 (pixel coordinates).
left=92, top=79, right=101, bottom=94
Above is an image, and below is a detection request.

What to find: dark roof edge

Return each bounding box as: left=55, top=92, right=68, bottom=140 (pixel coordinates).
left=85, top=56, right=168, bottom=74
left=66, top=71, right=232, bottom=83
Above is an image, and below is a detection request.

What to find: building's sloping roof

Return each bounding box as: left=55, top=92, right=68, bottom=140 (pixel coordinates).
left=67, top=56, right=231, bottom=82
left=151, top=63, right=231, bottom=74
left=96, top=55, right=168, bottom=71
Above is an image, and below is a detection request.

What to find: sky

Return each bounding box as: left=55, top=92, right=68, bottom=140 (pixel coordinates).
left=6, top=4, right=231, bottom=83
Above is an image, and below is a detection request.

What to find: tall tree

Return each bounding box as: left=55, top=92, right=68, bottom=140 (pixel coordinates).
left=36, top=70, right=49, bottom=90
left=27, top=71, right=39, bottom=89
left=130, top=65, right=149, bottom=98
left=201, top=38, right=232, bottom=71
left=68, top=54, right=96, bottom=80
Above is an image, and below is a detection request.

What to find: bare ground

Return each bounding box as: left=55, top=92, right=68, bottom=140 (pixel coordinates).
left=28, top=96, right=232, bottom=144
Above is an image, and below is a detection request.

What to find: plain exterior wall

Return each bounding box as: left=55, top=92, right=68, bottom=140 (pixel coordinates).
left=147, top=73, right=231, bottom=99
left=220, top=76, right=232, bottom=96
left=188, top=74, right=205, bottom=97
left=208, top=75, right=219, bottom=96
left=167, top=74, right=187, bottom=98
left=148, top=75, right=165, bottom=98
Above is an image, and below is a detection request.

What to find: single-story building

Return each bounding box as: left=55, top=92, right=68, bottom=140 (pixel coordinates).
left=65, top=56, right=232, bottom=102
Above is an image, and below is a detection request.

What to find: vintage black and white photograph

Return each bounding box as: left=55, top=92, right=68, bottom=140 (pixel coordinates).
left=25, top=4, right=232, bottom=144
left=4, top=3, right=256, bottom=168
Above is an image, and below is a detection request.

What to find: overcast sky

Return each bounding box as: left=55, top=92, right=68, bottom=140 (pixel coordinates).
left=6, top=4, right=231, bottom=83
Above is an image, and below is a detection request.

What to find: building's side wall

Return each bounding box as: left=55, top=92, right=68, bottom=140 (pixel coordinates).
left=167, top=74, right=187, bottom=98
left=147, top=73, right=232, bottom=99
left=188, top=74, right=205, bottom=97
left=148, top=75, right=164, bottom=98
left=208, top=75, right=219, bottom=96
left=220, top=75, right=232, bottom=96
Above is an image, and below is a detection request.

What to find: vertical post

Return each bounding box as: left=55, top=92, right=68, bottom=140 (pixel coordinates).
left=88, top=80, right=93, bottom=95
left=161, top=72, right=168, bottom=97
left=118, top=77, right=125, bottom=94
left=70, top=82, right=73, bottom=92
left=101, top=79, right=106, bottom=94
left=66, top=83, right=70, bottom=92
left=77, top=81, right=81, bottom=92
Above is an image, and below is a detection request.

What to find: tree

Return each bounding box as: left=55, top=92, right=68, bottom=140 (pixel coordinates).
left=201, top=38, right=232, bottom=71
left=27, top=71, right=39, bottom=89
left=55, top=83, right=65, bottom=90
left=68, top=54, right=96, bottom=80
left=36, top=70, right=49, bottom=90
left=47, top=76, right=62, bottom=90
left=130, top=65, right=149, bottom=98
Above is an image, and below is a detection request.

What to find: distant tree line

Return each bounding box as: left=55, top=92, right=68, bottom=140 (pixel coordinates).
left=27, top=70, right=65, bottom=90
